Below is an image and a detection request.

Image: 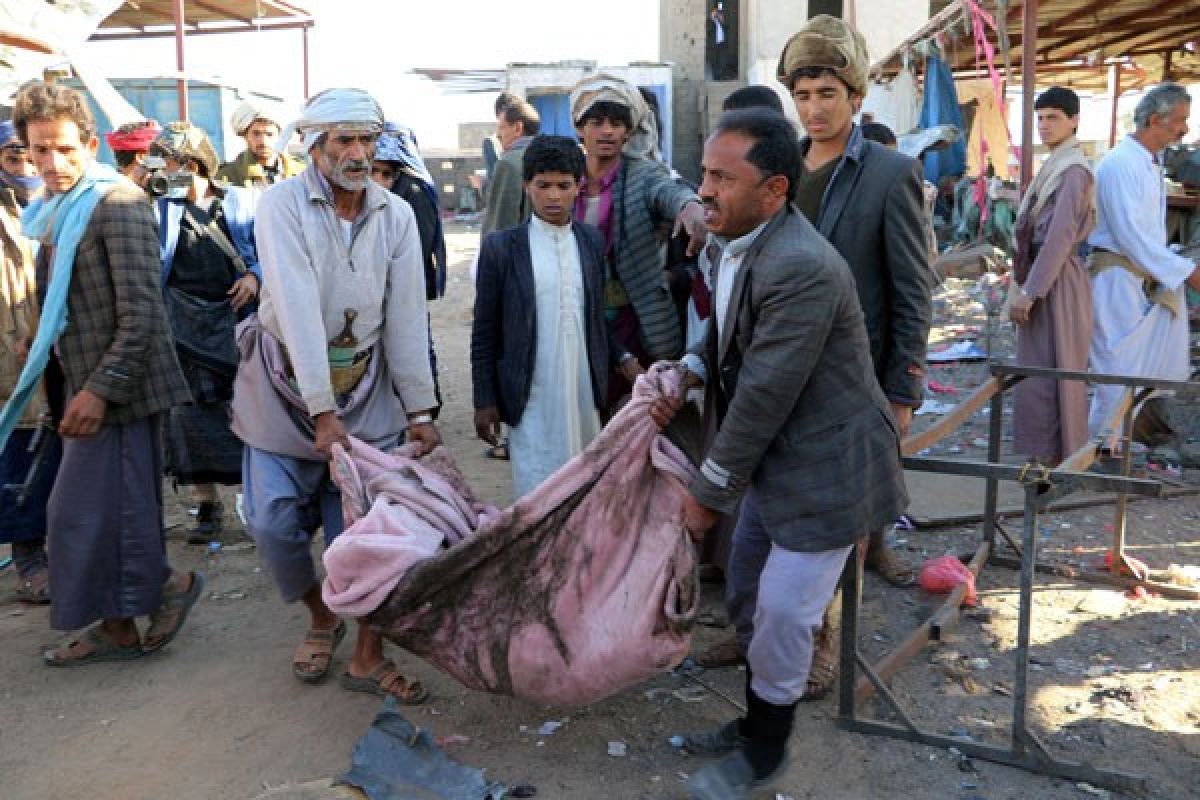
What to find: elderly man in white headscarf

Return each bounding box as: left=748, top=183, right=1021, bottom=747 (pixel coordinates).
left=215, top=98, right=306, bottom=189
left=230, top=88, right=440, bottom=704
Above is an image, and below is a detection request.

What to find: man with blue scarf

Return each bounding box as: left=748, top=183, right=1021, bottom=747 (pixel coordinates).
left=3, top=81, right=202, bottom=666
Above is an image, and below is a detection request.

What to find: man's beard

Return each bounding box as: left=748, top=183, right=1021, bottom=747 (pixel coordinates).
left=320, top=152, right=370, bottom=191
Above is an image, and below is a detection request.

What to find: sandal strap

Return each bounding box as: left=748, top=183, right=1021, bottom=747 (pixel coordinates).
left=368, top=660, right=423, bottom=699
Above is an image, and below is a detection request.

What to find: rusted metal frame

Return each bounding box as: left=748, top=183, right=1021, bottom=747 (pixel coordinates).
left=851, top=539, right=990, bottom=706
left=1110, top=22, right=1200, bottom=61
left=839, top=470, right=1150, bottom=792
left=991, top=363, right=1200, bottom=391
left=1026, top=0, right=1108, bottom=38
left=174, top=0, right=188, bottom=121
left=1052, top=8, right=1200, bottom=63
left=189, top=0, right=256, bottom=24
left=988, top=554, right=1200, bottom=600
left=901, top=376, right=1009, bottom=457
left=901, top=457, right=1160, bottom=496
left=90, top=19, right=313, bottom=39
left=913, top=484, right=1200, bottom=528
left=302, top=24, right=311, bottom=100
left=1053, top=390, right=1131, bottom=475
left=982, top=377, right=1009, bottom=550
left=1040, top=3, right=1170, bottom=55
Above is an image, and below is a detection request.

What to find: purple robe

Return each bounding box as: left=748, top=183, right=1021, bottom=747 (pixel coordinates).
left=1012, top=165, right=1095, bottom=464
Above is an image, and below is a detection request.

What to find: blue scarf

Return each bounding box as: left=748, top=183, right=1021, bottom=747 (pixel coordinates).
left=0, top=162, right=122, bottom=450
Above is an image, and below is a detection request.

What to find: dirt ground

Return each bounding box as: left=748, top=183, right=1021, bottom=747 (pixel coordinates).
left=1, top=224, right=1197, bottom=800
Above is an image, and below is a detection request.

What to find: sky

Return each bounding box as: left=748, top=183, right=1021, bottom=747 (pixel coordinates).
left=79, top=0, right=663, bottom=149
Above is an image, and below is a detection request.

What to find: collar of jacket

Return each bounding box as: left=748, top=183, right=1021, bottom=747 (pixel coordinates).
left=799, top=123, right=864, bottom=234
left=799, top=123, right=865, bottom=165
left=304, top=165, right=390, bottom=217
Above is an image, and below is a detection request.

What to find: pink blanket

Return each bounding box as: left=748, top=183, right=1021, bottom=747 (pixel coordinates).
left=322, top=363, right=699, bottom=707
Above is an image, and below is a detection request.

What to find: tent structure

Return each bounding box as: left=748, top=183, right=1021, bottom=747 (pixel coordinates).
left=89, top=0, right=314, bottom=119
left=871, top=0, right=1200, bottom=188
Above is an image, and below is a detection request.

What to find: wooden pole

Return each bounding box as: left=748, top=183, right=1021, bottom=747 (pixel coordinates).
left=1019, top=0, right=1038, bottom=192
left=173, top=0, right=188, bottom=121
left=1107, top=63, right=1121, bottom=149
left=1162, top=49, right=1173, bottom=82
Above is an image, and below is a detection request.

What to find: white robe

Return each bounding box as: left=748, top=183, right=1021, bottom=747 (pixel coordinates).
left=1087, top=135, right=1195, bottom=438
left=509, top=216, right=602, bottom=498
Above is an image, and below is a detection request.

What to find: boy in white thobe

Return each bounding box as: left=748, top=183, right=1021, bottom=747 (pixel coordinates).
left=472, top=135, right=640, bottom=498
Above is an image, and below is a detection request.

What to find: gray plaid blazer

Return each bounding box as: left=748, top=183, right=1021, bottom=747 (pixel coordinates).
left=690, top=206, right=908, bottom=552
left=37, top=183, right=190, bottom=425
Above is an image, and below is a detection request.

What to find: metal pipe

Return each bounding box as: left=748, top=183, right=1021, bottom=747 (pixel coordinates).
left=983, top=389, right=1004, bottom=550
left=173, top=0, right=188, bottom=121
left=1111, top=392, right=1137, bottom=570
left=302, top=24, right=310, bottom=100
left=1012, top=483, right=1040, bottom=747
left=1019, top=0, right=1038, bottom=192
left=1108, top=63, right=1121, bottom=150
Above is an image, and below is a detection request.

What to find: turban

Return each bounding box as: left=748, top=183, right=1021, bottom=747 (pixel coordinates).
left=569, top=73, right=661, bottom=162
left=150, top=121, right=220, bottom=177
left=777, top=14, right=870, bottom=97
left=0, top=120, right=17, bottom=148
left=230, top=100, right=282, bottom=136
left=375, top=122, right=434, bottom=187
left=278, top=87, right=384, bottom=153
left=105, top=120, right=162, bottom=153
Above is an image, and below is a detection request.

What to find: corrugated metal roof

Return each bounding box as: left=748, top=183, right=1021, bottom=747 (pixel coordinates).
left=93, top=0, right=312, bottom=38
left=873, top=0, right=1200, bottom=91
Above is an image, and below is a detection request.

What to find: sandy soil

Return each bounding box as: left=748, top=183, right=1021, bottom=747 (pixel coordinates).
left=0, top=224, right=1197, bottom=800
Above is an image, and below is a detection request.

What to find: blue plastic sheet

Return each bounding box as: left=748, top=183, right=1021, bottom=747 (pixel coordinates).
left=919, top=52, right=968, bottom=185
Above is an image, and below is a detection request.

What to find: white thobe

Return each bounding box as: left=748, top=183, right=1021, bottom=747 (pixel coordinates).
left=509, top=216, right=602, bottom=498
left=1087, top=135, right=1196, bottom=437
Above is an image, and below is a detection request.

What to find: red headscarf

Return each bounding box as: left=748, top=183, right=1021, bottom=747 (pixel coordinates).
left=105, top=120, right=162, bottom=153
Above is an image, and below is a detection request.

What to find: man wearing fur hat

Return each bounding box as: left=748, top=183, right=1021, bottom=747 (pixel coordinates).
left=568, top=73, right=708, bottom=405
left=231, top=88, right=439, bottom=704
left=149, top=122, right=261, bottom=544
left=777, top=16, right=931, bottom=696
left=216, top=100, right=305, bottom=189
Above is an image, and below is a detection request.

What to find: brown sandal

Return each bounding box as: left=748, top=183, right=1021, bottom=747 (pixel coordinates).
left=15, top=568, right=50, bottom=605
left=143, top=571, right=206, bottom=653
left=801, top=639, right=839, bottom=702
left=292, top=620, right=347, bottom=683
left=341, top=659, right=429, bottom=705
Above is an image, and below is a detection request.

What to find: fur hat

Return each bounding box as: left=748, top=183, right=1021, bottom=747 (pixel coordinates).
left=776, top=15, right=870, bottom=96
left=151, top=121, right=220, bottom=178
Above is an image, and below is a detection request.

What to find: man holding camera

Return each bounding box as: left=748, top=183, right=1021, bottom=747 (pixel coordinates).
left=148, top=122, right=260, bottom=544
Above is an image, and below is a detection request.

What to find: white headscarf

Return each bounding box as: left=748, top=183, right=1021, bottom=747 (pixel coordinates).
left=569, top=73, right=662, bottom=162
left=277, top=88, right=385, bottom=153
left=230, top=100, right=281, bottom=136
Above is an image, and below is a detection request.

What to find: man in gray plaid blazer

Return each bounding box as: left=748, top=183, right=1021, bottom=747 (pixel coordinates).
left=653, top=109, right=907, bottom=799
left=12, top=82, right=200, bottom=667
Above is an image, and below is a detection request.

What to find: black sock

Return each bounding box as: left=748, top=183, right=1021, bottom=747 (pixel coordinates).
left=743, top=687, right=796, bottom=780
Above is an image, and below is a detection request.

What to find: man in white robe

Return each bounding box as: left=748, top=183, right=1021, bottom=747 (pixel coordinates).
left=1088, top=83, right=1199, bottom=442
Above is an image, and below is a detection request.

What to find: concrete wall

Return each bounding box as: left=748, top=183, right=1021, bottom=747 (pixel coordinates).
left=660, top=0, right=707, bottom=183
left=424, top=150, right=485, bottom=211
left=660, top=0, right=930, bottom=166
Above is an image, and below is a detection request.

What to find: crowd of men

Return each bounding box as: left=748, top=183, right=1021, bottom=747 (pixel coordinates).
left=0, top=11, right=1194, bottom=799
